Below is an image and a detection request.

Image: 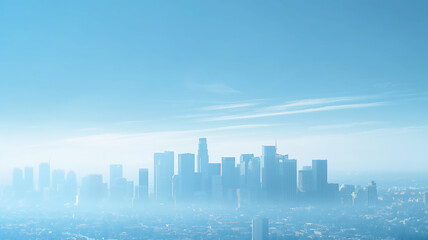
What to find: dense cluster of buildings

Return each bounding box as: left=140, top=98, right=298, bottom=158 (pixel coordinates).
left=9, top=138, right=381, bottom=208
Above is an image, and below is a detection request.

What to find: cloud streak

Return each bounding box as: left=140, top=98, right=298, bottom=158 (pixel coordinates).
left=200, top=103, right=257, bottom=111
left=203, top=102, right=385, bottom=121
left=266, top=96, right=372, bottom=111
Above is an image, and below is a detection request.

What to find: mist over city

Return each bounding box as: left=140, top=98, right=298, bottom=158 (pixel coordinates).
left=1, top=0, right=428, bottom=239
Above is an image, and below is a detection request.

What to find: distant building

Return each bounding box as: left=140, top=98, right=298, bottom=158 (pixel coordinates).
left=38, top=162, right=50, bottom=191
left=222, top=157, right=236, bottom=201
left=262, top=146, right=279, bottom=201
left=312, top=160, right=327, bottom=200
left=252, top=217, right=269, bottom=240
left=178, top=153, right=195, bottom=200
left=138, top=168, right=149, bottom=201
left=80, top=174, right=104, bottom=205
left=154, top=151, right=174, bottom=202
left=298, top=167, right=313, bottom=192
left=367, top=181, right=377, bottom=206
left=280, top=158, right=297, bottom=202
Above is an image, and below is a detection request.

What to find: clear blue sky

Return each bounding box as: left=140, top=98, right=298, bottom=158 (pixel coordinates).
left=0, top=1, right=427, bottom=182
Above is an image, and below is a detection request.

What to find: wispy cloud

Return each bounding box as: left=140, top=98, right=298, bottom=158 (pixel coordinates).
left=267, top=96, right=371, bottom=111
left=204, top=102, right=385, bottom=121
left=311, top=121, right=382, bottom=130
left=187, top=82, right=240, bottom=94
left=201, top=103, right=257, bottom=111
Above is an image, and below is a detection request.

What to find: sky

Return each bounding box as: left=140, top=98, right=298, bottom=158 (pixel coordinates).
left=0, top=1, right=427, bottom=185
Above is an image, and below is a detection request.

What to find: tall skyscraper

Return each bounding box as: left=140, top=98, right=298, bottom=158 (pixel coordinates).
left=80, top=174, right=104, bottom=205
left=252, top=217, right=269, bottom=240
left=262, top=146, right=279, bottom=201
left=312, top=159, right=327, bottom=199
left=178, top=153, right=195, bottom=200
left=221, top=157, right=236, bottom=201
left=38, top=162, right=50, bottom=191
left=197, top=138, right=210, bottom=195
left=138, top=168, right=149, bottom=201
left=298, top=167, right=313, bottom=193
left=240, top=154, right=254, bottom=191
left=281, top=159, right=297, bottom=202
left=247, top=157, right=261, bottom=202
left=109, top=164, right=123, bottom=187
left=367, top=181, right=377, bottom=206
left=197, top=138, right=209, bottom=173
left=154, top=151, right=174, bottom=202
left=24, top=167, right=34, bottom=192
left=109, top=164, right=125, bottom=201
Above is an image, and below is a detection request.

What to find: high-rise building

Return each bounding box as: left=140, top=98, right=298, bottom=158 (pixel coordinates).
left=138, top=168, right=149, bottom=201
left=262, top=146, right=279, bottom=201
left=240, top=154, right=254, bottom=191
left=109, top=164, right=123, bottom=187
left=154, top=151, right=174, bottom=202
left=367, top=181, right=377, bottom=206
left=252, top=217, right=269, bottom=240
left=80, top=174, right=104, bottom=205
left=178, top=153, right=195, bottom=200
left=197, top=138, right=209, bottom=174
left=312, top=160, right=327, bottom=199
left=280, top=159, right=297, bottom=202
left=298, top=167, right=313, bottom=193
left=38, top=162, right=50, bottom=191
left=222, top=157, right=236, bottom=201
left=24, top=167, right=34, bottom=192
left=247, top=157, right=261, bottom=202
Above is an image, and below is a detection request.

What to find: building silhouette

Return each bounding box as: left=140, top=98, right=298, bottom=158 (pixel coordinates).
left=154, top=151, right=174, bottom=202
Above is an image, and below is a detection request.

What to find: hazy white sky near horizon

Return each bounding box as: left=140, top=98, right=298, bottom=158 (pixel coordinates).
left=1, top=1, right=427, bottom=185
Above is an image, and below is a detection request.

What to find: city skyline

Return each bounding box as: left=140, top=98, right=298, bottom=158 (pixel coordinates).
left=7, top=137, right=378, bottom=209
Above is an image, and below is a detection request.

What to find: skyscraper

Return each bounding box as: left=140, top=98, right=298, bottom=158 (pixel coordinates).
left=262, top=146, right=279, bottom=201
left=138, top=168, right=149, bottom=201
left=281, top=159, right=297, bottom=202
left=240, top=154, right=254, bottom=191
left=109, top=164, right=123, bottom=188
left=247, top=157, right=261, bottom=202
left=312, top=160, right=327, bottom=200
left=367, top=181, right=377, bottom=206
left=298, top=167, right=313, bottom=193
left=38, top=162, right=50, bottom=191
left=178, top=153, right=195, bottom=200
left=197, top=138, right=209, bottom=174
left=221, top=157, right=236, bottom=201
left=80, top=174, right=104, bottom=205
left=252, top=217, right=269, bottom=240
left=197, top=138, right=210, bottom=195
left=154, top=151, right=174, bottom=202
left=109, top=164, right=125, bottom=201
